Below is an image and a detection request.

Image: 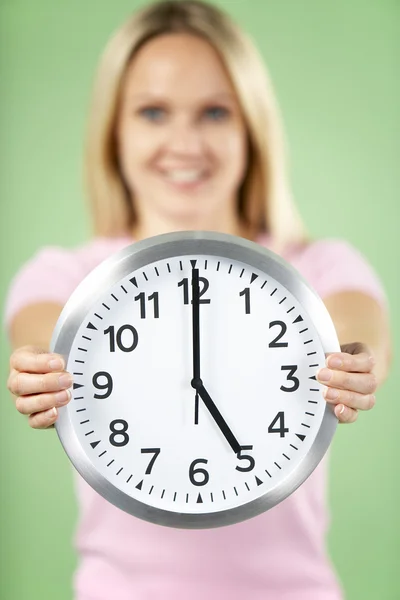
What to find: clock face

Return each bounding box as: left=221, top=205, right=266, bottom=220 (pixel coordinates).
left=53, top=232, right=339, bottom=528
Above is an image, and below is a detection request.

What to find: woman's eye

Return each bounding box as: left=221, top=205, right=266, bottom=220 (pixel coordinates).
left=138, top=107, right=165, bottom=122
left=202, top=106, right=230, bottom=121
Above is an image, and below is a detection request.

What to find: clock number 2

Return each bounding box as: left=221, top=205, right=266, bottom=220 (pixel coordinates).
left=268, top=321, right=288, bottom=348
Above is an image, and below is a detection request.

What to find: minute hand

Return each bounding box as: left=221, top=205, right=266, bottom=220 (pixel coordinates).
left=195, top=383, right=242, bottom=454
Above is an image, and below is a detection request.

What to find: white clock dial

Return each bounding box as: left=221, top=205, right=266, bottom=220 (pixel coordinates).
left=53, top=233, right=339, bottom=528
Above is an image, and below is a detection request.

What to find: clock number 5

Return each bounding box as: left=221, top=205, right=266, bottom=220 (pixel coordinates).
left=236, top=445, right=255, bottom=472
left=280, top=365, right=300, bottom=392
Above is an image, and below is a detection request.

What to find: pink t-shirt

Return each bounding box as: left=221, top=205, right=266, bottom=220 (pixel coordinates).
left=4, top=235, right=387, bottom=600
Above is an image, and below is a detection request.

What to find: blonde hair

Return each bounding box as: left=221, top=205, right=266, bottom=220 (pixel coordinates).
left=85, top=0, right=308, bottom=250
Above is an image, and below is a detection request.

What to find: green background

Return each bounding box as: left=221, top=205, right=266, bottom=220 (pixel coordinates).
left=0, top=1, right=398, bottom=599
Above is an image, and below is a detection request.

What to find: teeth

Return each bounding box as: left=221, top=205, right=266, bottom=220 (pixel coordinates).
left=164, top=169, right=204, bottom=183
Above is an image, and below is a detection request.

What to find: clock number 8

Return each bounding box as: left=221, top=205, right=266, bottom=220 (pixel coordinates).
left=109, top=419, right=129, bottom=447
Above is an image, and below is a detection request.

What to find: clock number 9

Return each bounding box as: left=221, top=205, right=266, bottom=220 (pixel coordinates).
left=104, top=325, right=139, bottom=352
left=93, top=371, right=113, bottom=399
left=189, top=458, right=209, bottom=486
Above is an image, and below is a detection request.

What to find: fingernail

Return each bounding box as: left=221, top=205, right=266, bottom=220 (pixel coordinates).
left=45, top=407, right=57, bottom=419
left=318, top=368, right=332, bottom=382
left=325, top=387, right=339, bottom=400
left=328, top=357, right=343, bottom=368
left=59, top=374, right=73, bottom=389
left=338, top=405, right=345, bottom=415
left=55, top=389, right=71, bottom=405
left=49, top=358, right=64, bottom=371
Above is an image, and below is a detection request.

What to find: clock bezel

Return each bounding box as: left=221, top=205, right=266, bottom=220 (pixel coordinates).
left=52, top=231, right=339, bottom=529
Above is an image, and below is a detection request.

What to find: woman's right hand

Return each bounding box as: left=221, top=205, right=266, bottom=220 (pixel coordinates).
left=7, top=345, right=73, bottom=429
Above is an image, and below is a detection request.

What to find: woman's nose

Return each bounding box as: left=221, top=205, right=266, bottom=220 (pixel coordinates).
left=166, top=118, right=203, bottom=155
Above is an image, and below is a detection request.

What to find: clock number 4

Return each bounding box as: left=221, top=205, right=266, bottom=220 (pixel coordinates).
left=104, top=325, right=139, bottom=352
left=268, top=412, right=289, bottom=438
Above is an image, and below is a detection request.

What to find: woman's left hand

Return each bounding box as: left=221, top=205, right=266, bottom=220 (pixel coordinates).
left=316, top=342, right=377, bottom=424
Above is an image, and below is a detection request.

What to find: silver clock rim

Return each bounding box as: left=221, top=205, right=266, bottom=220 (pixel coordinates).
left=52, top=231, right=339, bottom=529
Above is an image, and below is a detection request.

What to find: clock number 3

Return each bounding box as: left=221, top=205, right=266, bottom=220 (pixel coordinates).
left=280, top=365, right=300, bottom=392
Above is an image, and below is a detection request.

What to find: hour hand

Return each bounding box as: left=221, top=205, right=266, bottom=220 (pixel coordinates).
left=193, top=382, right=241, bottom=454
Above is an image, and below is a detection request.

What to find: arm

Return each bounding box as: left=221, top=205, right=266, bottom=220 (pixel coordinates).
left=323, top=291, right=391, bottom=386
left=9, top=302, right=63, bottom=350
left=316, top=290, right=392, bottom=423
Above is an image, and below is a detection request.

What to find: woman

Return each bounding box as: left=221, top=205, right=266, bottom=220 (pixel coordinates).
left=5, top=1, right=391, bottom=599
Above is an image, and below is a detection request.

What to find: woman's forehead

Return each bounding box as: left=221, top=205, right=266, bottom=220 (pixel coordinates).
left=122, top=33, right=237, bottom=100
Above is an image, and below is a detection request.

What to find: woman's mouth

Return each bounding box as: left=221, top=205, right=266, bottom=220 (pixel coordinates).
left=159, top=168, right=209, bottom=190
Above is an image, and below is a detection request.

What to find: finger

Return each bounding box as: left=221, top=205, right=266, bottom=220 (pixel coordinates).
left=325, top=351, right=375, bottom=374
left=323, top=386, right=376, bottom=411
left=335, top=404, right=359, bottom=424
left=8, top=370, right=73, bottom=397
left=15, top=388, right=72, bottom=415
left=316, top=368, right=377, bottom=395
left=28, top=407, right=58, bottom=429
left=10, top=346, right=65, bottom=374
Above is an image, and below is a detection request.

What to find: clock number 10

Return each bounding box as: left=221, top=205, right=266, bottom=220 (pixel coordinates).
left=104, top=325, right=139, bottom=352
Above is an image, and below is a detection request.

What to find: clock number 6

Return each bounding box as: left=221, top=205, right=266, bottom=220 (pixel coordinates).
left=189, top=458, right=209, bottom=486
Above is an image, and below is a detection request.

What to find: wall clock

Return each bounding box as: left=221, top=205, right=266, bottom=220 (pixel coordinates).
left=52, top=231, right=339, bottom=528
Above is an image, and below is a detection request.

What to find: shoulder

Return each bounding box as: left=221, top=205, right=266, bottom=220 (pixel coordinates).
left=282, top=237, right=388, bottom=306
left=4, top=236, right=133, bottom=328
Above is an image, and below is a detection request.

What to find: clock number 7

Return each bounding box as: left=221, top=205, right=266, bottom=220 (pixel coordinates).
left=141, top=448, right=161, bottom=475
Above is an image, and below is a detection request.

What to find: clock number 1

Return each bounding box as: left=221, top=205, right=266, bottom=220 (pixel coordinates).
left=239, top=287, right=251, bottom=314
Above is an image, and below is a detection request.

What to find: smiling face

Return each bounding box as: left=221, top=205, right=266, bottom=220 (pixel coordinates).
left=116, top=33, right=248, bottom=238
